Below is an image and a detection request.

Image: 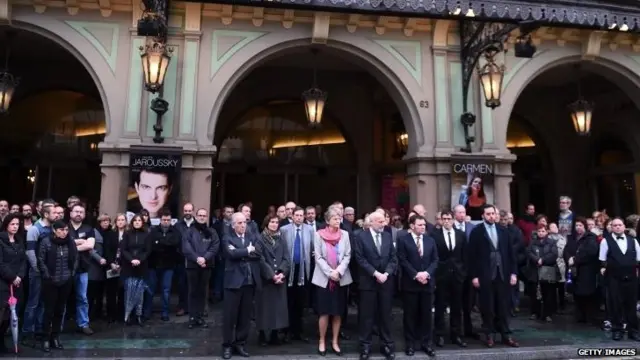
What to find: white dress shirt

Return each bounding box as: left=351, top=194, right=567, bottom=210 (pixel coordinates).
left=599, top=233, right=640, bottom=261
left=412, top=233, right=424, bottom=255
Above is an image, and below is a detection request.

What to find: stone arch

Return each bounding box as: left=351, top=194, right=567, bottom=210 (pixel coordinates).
left=10, top=15, right=116, bottom=137
left=494, top=47, right=640, bottom=150
left=200, top=31, right=426, bottom=155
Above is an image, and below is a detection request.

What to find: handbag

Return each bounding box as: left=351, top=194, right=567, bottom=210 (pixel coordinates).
left=539, top=265, right=558, bottom=282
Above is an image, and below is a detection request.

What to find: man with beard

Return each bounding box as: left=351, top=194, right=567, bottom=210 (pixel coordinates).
left=143, top=210, right=181, bottom=321
left=516, top=204, right=536, bottom=247
left=22, top=204, right=34, bottom=230
left=174, top=203, right=196, bottom=316
left=467, top=205, right=519, bottom=348
left=68, top=203, right=97, bottom=335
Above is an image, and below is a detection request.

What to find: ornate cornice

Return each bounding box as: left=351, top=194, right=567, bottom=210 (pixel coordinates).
left=232, top=0, right=640, bottom=31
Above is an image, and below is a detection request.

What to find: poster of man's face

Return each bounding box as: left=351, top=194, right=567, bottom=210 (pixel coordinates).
left=127, top=150, right=181, bottom=220
left=134, top=170, right=172, bottom=218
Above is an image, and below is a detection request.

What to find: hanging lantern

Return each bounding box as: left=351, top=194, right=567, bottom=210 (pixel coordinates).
left=396, top=132, right=408, bottom=154
left=568, top=99, right=593, bottom=136
left=140, top=41, right=172, bottom=93
left=302, top=87, right=327, bottom=126
left=0, top=71, right=18, bottom=113
left=477, top=49, right=505, bottom=109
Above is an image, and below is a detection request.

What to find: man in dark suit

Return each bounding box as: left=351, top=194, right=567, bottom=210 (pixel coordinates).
left=432, top=210, right=467, bottom=348
left=237, top=204, right=259, bottom=235
left=467, top=204, right=519, bottom=348
left=397, top=215, right=438, bottom=357
left=279, top=202, right=296, bottom=227
left=412, top=204, right=436, bottom=233
left=453, top=204, right=476, bottom=337
left=304, top=206, right=324, bottom=232
left=220, top=212, right=263, bottom=359
left=354, top=211, right=397, bottom=360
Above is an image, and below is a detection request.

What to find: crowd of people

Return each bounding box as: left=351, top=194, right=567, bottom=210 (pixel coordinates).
left=0, top=196, right=637, bottom=359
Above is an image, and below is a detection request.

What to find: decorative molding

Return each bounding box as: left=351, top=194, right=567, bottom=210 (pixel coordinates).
left=311, top=12, right=330, bottom=44
left=0, top=0, right=11, bottom=23
left=374, top=39, right=422, bottom=86
left=582, top=30, right=606, bottom=60
left=66, top=21, right=119, bottom=73
left=210, top=30, right=265, bottom=79
left=124, top=37, right=144, bottom=134
left=180, top=40, right=199, bottom=136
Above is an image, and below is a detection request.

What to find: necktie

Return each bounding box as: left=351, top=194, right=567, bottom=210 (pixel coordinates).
left=293, top=228, right=302, bottom=264
left=417, top=235, right=423, bottom=257
left=375, top=233, right=381, bottom=252
left=617, top=236, right=624, bottom=240
left=240, top=236, right=245, bottom=246
left=489, top=226, right=498, bottom=248
left=446, top=231, right=452, bottom=251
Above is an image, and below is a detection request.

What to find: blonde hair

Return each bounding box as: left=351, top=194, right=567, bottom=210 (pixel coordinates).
left=114, top=213, right=129, bottom=231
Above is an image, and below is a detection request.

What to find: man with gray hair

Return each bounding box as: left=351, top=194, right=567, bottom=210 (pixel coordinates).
left=221, top=212, right=263, bottom=359
left=344, top=207, right=356, bottom=225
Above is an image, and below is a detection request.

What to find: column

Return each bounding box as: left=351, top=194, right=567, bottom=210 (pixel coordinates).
left=181, top=148, right=215, bottom=215
left=177, top=3, right=202, bottom=141
left=406, top=157, right=439, bottom=218
left=99, top=148, right=129, bottom=217
left=493, top=162, right=514, bottom=213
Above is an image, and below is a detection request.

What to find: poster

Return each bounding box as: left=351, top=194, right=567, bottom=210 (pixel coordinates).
left=381, top=174, right=410, bottom=214
left=127, top=146, right=182, bottom=225
left=450, top=160, right=494, bottom=222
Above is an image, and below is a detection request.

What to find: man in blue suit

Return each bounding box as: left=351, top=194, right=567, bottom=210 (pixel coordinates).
left=397, top=215, right=438, bottom=357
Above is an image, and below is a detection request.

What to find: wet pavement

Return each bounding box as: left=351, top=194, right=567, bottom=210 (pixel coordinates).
left=5, top=299, right=640, bottom=359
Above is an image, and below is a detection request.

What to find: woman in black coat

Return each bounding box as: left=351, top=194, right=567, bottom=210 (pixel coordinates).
left=119, top=214, right=151, bottom=325
left=564, top=217, right=600, bottom=324
left=0, top=214, right=26, bottom=353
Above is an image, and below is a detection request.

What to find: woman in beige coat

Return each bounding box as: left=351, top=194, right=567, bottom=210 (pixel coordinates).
left=311, top=208, right=352, bottom=356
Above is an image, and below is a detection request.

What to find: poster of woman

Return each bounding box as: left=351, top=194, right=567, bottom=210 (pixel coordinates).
left=450, top=162, right=495, bottom=222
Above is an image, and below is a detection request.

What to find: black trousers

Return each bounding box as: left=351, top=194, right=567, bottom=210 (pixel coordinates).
left=287, top=265, right=308, bottom=335
left=574, top=293, right=596, bottom=323
left=187, top=268, right=211, bottom=317
left=530, top=281, right=556, bottom=318
left=478, top=277, right=511, bottom=336
left=434, top=277, right=463, bottom=337
left=42, top=279, right=73, bottom=337
left=222, top=285, right=255, bottom=347
left=462, top=278, right=474, bottom=334
left=402, top=290, right=433, bottom=349
left=105, top=278, right=124, bottom=321
left=358, top=282, right=394, bottom=348
left=608, top=277, right=639, bottom=333
left=87, top=280, right=104, bottom=319
left=556, top=282, right=565, bottom=311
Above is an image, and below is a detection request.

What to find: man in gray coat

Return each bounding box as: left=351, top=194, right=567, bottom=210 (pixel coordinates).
left=280, top=206, right=314, bottom=342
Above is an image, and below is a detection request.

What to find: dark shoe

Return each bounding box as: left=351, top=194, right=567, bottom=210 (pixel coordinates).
left=222, top=346, right=232, bottom=359
left=404, top=348, right=415, bottom=356
left=42, top=340, right=50, bottom=353
left=197, top=317, right=208, bottom=328
left=332, top=343, right=342, bottom=356
left=233, top=345, right=249, bottom=357
left=381, top=345, right=395, bottom=360
left=421, top=345, right=435, bottom=357
left=188, top=317, right=197, bottom=329
left=268, top=331, right=281, bottom=345
left=452, top=336, right=467, bottom=347
left=78, top=326, right=94, bottom=335
left=435, top=336, right=444, bottom=347
left=339, top=331, right=350, bottom=340
left=502, top=337, right=519, bottom=347
left=629, top=332, right=640, bottom=341
left=21, top=334, right=35, bottom=348
left=136, top=316, right=144, bottom=327
left=484, top=334, right=495, bottom=348
left=51, top=336, right=63, bottom=350
left=161, top=315, right=169, bottom=322
left=202, top=311, right=208, bottom=318
left=359, top=350, right=370, bottom=360
left=612, top=331, right=623, bottom=341
left=258, top=331, right=268, bottom=347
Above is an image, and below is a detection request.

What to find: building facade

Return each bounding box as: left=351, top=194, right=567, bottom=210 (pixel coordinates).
left=5, top=0, right=640, bottom=218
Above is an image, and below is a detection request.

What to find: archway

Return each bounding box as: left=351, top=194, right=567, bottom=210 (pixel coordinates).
left=0, top=27, right=106, bottom=208
left=505, top=59, right=640, bottom=216
left=211, top=45, right=414, bottom=221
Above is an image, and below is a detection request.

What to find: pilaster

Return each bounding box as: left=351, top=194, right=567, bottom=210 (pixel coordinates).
left=181, top=146, right=216, bottom=215
left=405, top=157, right=439, bottom=218
left=98, top=146, right=130, bottom=217
left=493, top=161, right=514, bottom=213
left=177, top=3, right=203, bottom=142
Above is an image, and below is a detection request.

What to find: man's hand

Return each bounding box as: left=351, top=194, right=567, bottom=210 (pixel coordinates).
left=12, top=277, right=21, bottom=287
left=601, top=268, right=606, bottom=275
left=131, top=259, right=140, bottom=266
left=472, top=278, right=480, bottom=288
left=247, top=243, right=255, bottom=254
left=510, top=274, right=517, bottom=286
left=568, top=257, right=574, bottom=266
left=99, top=258, right=107, bottom=265
left=196, top=257, right=205, bottom=266
left=110, top=263, right=120, bottom=270
left=375, top=272, right=388, bottom=284
left=537, top=258, right=542, bottom=266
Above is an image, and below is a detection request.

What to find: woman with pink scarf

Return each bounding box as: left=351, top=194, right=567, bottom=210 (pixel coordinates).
left=311, top=208, right=352, bottom=357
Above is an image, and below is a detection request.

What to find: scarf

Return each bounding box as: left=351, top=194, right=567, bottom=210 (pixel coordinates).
left=261, top=228, right=280, bottom=246
left=318, top=227, right=341, bottom=291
